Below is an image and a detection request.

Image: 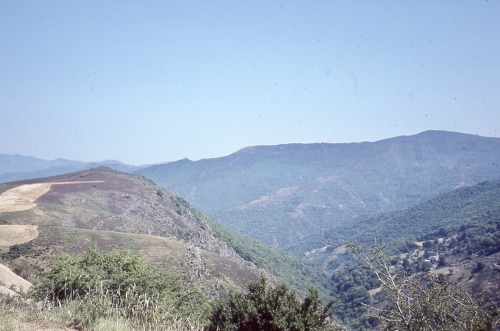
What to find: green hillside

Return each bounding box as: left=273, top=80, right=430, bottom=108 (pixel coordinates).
left=137, top=131, right=500, bottom=248
left=307, top=180, right=500, bottom=329
left=293, top=179, right=500, bottom=256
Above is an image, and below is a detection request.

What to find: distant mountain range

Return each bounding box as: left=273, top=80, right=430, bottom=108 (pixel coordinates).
left=136, top=131, right=500, bottom=249
left=0, top=154, right=143, bottom=182
left=2, top=131, right=500, bottom=250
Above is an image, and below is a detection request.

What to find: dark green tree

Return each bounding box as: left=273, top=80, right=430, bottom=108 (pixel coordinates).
left=206, top=276, right=337, bottom=331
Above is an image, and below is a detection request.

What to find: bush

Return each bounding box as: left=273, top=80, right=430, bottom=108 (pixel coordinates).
left=34, top=246, right=212, bottom=329
left=206, top=276, right=337, bottom=331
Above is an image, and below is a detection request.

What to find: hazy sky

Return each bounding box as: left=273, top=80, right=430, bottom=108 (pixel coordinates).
left=1, top=1, right=499, bottom=165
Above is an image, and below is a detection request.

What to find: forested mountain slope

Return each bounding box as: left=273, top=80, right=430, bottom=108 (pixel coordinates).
left=294, top=179, right=500, bottom=257
left=319, top=180, right=500, bottom=329
left=137, top=131, right=500, bottom=248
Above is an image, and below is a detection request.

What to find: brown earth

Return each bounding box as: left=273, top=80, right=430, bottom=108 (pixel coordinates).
left=0, top=181, right=103, bottom=213
left=0, top=183, right=53, bottom=213
left=0, top=225, right=39, bottom=247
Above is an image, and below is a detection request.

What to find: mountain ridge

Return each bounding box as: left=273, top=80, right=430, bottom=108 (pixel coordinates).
left=0, top=167, right=258, bottom=295
left=0, top=166, right=324, bottom=296
left=136, top=130, right=500, bottom=248
left=0, top=154, right=144, bottom=183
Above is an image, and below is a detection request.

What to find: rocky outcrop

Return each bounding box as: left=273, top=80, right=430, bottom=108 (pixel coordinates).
left=0, top=263, right=32, bottom=296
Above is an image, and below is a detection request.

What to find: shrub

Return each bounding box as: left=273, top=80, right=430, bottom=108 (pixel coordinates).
left=34, top=246, right=212, bottom=329
left=206, top=276, right=337, bottom=331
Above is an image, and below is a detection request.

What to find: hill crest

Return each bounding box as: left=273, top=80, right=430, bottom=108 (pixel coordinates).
left=0, top=166, right=265, bottom=295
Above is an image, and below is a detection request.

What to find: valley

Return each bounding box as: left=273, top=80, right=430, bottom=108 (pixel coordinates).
left=137, top=131, right=500, bottom=249
left=0, top=131, right=498, bottom=330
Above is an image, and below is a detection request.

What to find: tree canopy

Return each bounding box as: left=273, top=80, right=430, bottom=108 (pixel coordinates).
left=206, top=276, right=337, bottom=331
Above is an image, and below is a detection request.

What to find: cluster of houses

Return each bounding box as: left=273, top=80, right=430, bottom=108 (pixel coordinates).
left=406, top=239, right=443, bottom=269
left=425, top=250, right=440, bottom=264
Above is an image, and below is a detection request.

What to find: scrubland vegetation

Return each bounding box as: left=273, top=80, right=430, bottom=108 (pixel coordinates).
left=1, top=247, right=211, bottom=330
left=2, top=238, right=498, bottom=331
left=0, top=247, right=336, bottom=331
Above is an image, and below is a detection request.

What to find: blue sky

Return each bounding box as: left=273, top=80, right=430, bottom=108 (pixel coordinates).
left=1, top=1, right=499, bottom=165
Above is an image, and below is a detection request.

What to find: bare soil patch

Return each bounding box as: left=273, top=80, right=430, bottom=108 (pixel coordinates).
left=0, top=183, right=53, bottom=213
left=0, top=181, right=103, bottom=213
left=430, top=266, right=466, bottom=282
left=0, top=225, right=39, bottom=247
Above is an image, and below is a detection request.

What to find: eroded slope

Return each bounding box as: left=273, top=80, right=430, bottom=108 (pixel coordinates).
left=0, top=167, right=263, bottom=294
